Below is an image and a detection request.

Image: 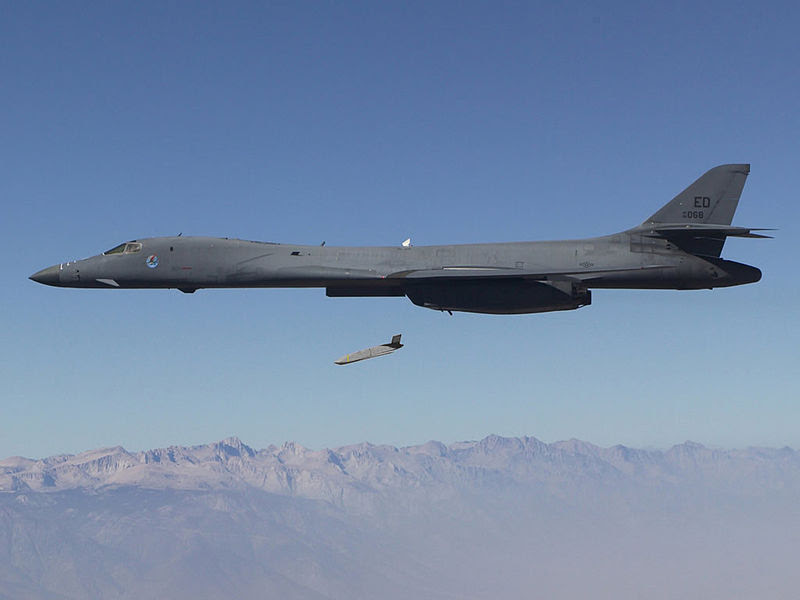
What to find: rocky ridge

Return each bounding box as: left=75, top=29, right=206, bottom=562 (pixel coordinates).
left=3, top=435, right=798, bottom=507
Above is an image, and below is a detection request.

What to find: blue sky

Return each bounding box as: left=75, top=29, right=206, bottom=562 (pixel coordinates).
left=2, top=1, right=798, bottom=458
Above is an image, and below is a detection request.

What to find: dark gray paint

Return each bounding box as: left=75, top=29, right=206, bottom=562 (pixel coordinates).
left=30, top=164, right=767, bottom=314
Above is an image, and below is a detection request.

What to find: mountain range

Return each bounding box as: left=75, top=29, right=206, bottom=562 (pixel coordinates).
left=2, top=435, right=799, bottom=599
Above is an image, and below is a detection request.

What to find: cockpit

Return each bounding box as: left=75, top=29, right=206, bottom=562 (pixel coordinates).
left=103, top=241, right=142, bottom=255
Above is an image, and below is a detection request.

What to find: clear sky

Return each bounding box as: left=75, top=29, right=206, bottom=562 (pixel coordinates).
left=2, top=1, right=798, bottom=459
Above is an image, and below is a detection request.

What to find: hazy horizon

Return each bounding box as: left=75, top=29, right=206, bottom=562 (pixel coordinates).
left=2, top=432, right=796, bottom=463
left=4, top=432, right=799, bottom=599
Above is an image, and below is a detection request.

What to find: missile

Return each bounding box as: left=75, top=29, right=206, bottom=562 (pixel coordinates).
left=334, top=334, right=403, bottom=365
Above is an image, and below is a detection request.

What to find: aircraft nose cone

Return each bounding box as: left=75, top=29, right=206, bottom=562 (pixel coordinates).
left=29, top=264, right=61, bottom=286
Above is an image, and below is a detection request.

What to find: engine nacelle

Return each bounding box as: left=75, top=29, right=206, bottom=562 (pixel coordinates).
left=404, top=279, right=591, bottom=315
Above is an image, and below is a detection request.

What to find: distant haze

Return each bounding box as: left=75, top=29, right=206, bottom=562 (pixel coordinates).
left=2, top=434, right=799, bottom=599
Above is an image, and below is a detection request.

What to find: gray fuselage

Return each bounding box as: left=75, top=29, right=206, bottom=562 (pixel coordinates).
left=30, top=230, right=760, bottom=305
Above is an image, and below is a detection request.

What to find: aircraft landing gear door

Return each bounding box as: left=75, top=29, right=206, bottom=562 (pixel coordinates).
left=169, top=240, right=219, bottom=286
left=168, top=242, right=193, bottom=282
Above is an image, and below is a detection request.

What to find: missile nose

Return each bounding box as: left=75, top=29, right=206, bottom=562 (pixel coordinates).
left=29, top=264, right=62, bottom=286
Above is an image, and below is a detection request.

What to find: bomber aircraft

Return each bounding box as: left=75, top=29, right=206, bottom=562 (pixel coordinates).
left=30, top=164, right=768, bottom=315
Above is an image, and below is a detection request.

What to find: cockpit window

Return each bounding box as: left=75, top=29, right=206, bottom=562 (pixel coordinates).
left=103, top=243, right=126, bottom=255
left=103, top=242, right=142, bottom=255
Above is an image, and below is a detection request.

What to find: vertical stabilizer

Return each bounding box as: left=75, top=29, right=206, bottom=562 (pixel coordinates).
left=644, top=164, right=750, bottom=226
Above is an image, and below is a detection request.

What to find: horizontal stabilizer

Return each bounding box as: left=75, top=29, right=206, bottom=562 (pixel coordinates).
left=642, top=223, right=775, bottom=239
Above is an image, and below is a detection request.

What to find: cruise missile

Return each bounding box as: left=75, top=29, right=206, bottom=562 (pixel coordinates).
left=334, top=335, right=403, bottom=365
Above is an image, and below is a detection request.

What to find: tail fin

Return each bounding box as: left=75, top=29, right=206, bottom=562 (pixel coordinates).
left=644, top=164, right=750, bottom=226
left=390, top=334, right=402, bottom=347
left=637, top=164, right=767, bottom=258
